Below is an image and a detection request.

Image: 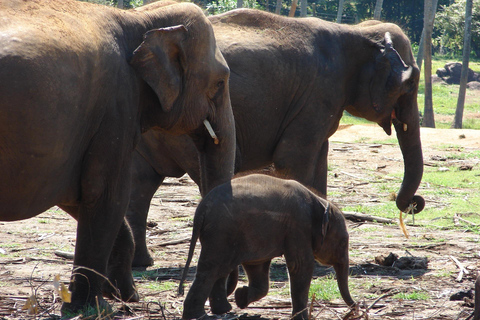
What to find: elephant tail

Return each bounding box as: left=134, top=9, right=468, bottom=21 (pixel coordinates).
left=178, top=228, right=199, bottom=296
left=178, top=207, right=205, bottom=296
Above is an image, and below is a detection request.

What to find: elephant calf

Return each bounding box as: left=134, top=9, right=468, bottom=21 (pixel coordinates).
left=179, top=174, right=355, bottom=320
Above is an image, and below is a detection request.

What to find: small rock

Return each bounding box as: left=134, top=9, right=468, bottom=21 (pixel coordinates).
left=438, top=167, right=450, bottom=172
left=394, top=256, right=428, bottom=270
left=450, top=289, right=474, bottom=301
left=375, top=252, right=398, bottom=267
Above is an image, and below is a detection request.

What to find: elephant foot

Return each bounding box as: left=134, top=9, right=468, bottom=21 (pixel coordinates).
left=132, top=250, right=154, bottom=268
left=210, top=299, right=232, bottom=315
left=61, top=295, right=113, bottom=318
left=234, top=286, right=250, bottom=309
left=102, top=281, right=139, bottom=303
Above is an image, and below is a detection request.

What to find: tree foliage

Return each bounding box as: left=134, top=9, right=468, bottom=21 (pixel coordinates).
left=434, top=0, right=480, bottom=57
left=205, top=0, right=261, bottom=14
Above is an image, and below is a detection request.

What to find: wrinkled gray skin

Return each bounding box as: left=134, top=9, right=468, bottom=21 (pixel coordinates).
left=179, top=174, right=354, bottom=320
left=128, top=9, right=425, bottom=267
left=0, top=0, right=234, bottom=314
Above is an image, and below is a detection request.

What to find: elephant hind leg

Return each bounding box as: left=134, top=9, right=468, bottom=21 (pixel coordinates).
left=209, top=276, right=233, bottom=315
left=235, top=261, right=271, bottom=309
left=226, top=266, right=239, bottom=296
left=103, top=220, right=139, bottom=302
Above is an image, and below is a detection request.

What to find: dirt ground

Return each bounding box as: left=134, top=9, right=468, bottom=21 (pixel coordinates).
left=1, top=124, right=480, bottom=320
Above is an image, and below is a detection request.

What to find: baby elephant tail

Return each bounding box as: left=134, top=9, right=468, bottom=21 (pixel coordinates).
left=178, top=227, right=199, bottom=296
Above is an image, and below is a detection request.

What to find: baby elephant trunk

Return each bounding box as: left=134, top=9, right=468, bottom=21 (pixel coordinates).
left=334, top=262, right=355, bottom=307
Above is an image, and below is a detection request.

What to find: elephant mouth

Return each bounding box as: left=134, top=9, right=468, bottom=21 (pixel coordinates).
left=379, top=109, right=408, bottom=136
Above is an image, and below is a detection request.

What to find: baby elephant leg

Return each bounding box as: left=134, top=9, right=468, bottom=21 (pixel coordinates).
left=209, top=276, right=233, bottom=315
left=183, top=258, right=220, bottom=320
left=286, top=260, right=314, bottom=320
left=235, top=260, right=271, bottom=309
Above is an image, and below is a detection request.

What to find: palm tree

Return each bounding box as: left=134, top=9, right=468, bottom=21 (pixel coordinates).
left=336, top=0, right=345, bottom=23
left=452, top=0, right=474, bottom=129
left=423, top=0, right=436, bottom=128
left=373, top=0, right=383, bottom=20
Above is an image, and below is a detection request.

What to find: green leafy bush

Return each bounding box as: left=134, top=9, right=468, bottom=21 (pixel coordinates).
left=434, top=0, right=480, bottom=57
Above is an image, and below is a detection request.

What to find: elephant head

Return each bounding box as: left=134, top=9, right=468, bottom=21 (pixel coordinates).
left=347, top=28, right=425, bottom=214
left=313, top=202, right=355, bottom=307
left=129, top=11, right=235, bottom=195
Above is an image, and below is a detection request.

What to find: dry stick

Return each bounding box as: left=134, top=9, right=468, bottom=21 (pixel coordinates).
left=455, top=214, right=479, bottom=226
left=342, top=211, right=395, bottom=224
left=366, top=291, right=398, bottom=311
left=450, top=255, right=469, bottom=281
left=155, top=237, right=191, bottom=247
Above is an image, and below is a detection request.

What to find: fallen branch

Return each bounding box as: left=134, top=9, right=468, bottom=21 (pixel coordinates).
left=155, top=237, right=191, bottom=247
left=454, top=214, right=479, bottom=226
left=54, top=250, right=74, bottom=260
left=343, top=211, right=395, bottom=224
left=450, top=255, right=469, bottom=282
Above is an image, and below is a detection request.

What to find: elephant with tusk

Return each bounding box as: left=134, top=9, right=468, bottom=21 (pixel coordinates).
left=127, top=9, right=425, bottom=268
left=0, top=0, right=235, bottom=314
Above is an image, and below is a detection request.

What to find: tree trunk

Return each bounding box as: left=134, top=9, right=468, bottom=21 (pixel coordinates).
left=237, top=0, right=244, bottom=8
left=289, top=0, right=297, bottom=17
left=422, top=0, right=436, bottom=128
left=336, top=0, right=345, bottom=23
left=275, top=0, right=282, bottom=14
left=416, top=0, right=438, bottom=72
left=300, top=0, right=307, bottom=17
left=117, top=0, right=124, bottom=8
left=373, top=0, right=384, bottom=20
left=452, top=0, right=473, bottom=129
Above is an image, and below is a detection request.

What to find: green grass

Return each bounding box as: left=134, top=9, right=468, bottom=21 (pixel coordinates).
left=393, top=291, right=430, bottom=301
left=309, top=274, right=342, bottom=301
left=141, top=280, right=178, bottom=292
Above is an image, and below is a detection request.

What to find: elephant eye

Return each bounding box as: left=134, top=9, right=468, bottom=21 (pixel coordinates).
left=216, top=80, right=225, bottom=89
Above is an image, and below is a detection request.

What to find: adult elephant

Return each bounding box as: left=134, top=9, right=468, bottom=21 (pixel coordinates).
left=128, top=9, right=425, bottom=267
left=0, top=0, right=235, bottom=315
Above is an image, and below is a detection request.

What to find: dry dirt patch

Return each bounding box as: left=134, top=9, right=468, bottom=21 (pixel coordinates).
left=1, top=125, right=480, bottom=319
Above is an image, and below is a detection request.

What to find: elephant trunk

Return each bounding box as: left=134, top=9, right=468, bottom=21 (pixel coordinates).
left=393, top=111, right=425, bottom=214
left=333, top=262, right=355, bottom=307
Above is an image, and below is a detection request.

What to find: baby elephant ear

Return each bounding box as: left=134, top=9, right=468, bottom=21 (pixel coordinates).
left=130, top=25, right=188, bottom=113
left=321, top=203, right=330, bottom=243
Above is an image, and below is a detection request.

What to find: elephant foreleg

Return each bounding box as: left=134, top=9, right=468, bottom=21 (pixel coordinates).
left=235, top=261, right=271, bottom=309
left=273, top=121, right=330, bottom=196
left=127, top=152, right=166, bottom=267
left=284, top=251, right=314, bottom=320
left=313, top=140, right=329, bottom=197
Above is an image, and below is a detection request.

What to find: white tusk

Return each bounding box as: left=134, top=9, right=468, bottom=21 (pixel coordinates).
left=403, top=123, right=408, bottom=132
left=203, top=119, right=219, bottom=145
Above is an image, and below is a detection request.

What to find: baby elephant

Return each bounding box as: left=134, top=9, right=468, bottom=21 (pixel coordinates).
left=179, top=174, right=355, bottom=320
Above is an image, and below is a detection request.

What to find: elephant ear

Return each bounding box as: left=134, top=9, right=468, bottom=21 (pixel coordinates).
left=130, top=25, right=188, bottom=113
left=312, top=200, right=330, bottom=248
left=383, top=32, right=412, bottom=81
left=370, top=32, right=413, bottom=118
left=321, top=203, right=330, bottom=245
